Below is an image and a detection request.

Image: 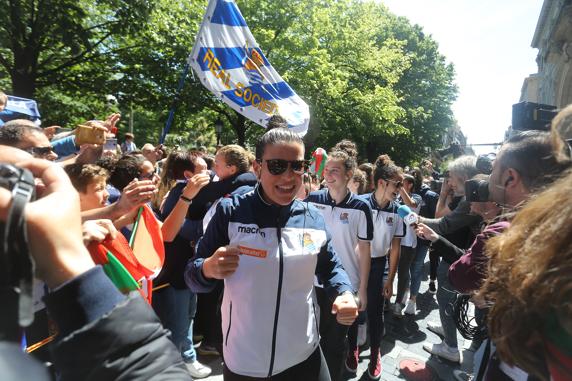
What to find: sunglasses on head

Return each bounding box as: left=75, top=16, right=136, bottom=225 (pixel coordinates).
left=259, top=159, right=310, bottom=176
left=26, top=146, right=54, bottom=157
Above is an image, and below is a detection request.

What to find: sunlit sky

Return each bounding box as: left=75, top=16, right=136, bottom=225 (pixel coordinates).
left=380, top=0, right=544, bottom=154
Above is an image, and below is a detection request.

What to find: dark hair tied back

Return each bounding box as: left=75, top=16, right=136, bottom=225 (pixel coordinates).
left=256, top=127, right=303, bottom=160
left=373, top=154, right=401, bottom=187
left=332, top=140, right=358, bottom=160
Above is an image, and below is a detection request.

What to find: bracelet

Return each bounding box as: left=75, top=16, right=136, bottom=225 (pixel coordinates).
left=180, top=195, right=193, bottom=204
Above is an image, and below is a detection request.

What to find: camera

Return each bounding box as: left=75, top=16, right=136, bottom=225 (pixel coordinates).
left=429, top=179, right=443, bottom=193
left=1, top=163, right=36, bottom=340
left=429, top=169, right=448, bottom=193
left=465, top=179, right=489, bottom=203
left=0, top=163, right=36, bottom=199
left=476, top=154, right=494, bottom=175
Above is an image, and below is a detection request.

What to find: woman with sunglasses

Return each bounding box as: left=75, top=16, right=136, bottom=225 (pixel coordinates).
left=306, top=145, right=373, bottom=381
left=186, top=128, right=358, bottom=381
left=360, top=154, right=406, bottom=380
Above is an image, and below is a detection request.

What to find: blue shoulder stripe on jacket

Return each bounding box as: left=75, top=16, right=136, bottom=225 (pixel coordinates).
left=218, top=191, right=328, bottom=231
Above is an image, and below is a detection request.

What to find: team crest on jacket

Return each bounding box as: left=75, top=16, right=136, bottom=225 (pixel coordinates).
left=340, top=213, right=349, bottom=224
left=386, top=216, right=394, bottom=225
left=301, top=232, right=317, bottom=252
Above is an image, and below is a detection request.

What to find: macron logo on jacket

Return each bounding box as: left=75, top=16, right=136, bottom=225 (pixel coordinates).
left=237, top=225, right=266, bottom=238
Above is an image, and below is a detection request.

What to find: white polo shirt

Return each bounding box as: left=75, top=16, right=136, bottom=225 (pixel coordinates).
left=360, top=193, right=405, bottom=258
left=306, top=189, right=373, bottom=289
left=399, top=193, right=422, bottom=248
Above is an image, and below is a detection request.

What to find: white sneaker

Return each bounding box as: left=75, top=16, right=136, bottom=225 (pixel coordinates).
left=401, top=290, right=410, bottom=305
left=426, top=321, right=445, bottom=337
left=423, top=341, right=461, bottom=363
left=185, top=360, right=212, bottom=379
left=404, top=300, right=416, bottom=315
left=392, top=303, right=403, bottom=317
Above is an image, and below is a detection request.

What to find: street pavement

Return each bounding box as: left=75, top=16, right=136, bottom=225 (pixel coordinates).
left=194, top=261, right=477, bottom=381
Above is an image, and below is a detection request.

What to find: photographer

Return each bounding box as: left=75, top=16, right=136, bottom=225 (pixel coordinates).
left=446, top=126, right=570, bottom=380
left=420, top=156, right=482, bottom=237
left=0, top=147, right=191, bottom=380
left=416, top=156, right=482, bottom=363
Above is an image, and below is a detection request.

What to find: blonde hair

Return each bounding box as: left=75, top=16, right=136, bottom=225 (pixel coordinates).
left=351, top=169, right=367, bottom=194
left=479, top=169, right=572, bottom=380
left=217, top=144, right=250, bottom=174
left=551, top=104, right=572, bottom=163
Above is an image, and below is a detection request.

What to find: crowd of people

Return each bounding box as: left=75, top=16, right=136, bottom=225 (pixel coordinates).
left=0, top=88, right=571, bottom=381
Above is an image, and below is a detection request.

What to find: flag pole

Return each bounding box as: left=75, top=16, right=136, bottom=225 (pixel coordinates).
left=159, top=0, right=214, bottom=145
left=159, top=54, right=193, bottom=145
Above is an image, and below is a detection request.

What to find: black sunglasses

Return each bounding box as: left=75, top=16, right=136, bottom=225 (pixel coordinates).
left=26, top=146, right=55, bottom=157
left=259, top=159, right=310, bottom=176
left=386, top=179, right=404, bottom=188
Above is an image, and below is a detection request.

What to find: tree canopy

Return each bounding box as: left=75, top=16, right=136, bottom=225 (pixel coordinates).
left=0, top=0, right=457, bottom=164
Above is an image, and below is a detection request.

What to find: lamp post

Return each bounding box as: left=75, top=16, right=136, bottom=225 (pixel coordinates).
left=214, top=118, right=223, bottom=146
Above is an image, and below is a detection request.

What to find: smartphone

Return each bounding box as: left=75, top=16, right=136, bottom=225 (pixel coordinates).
left=75, top=124, right=106, bottom=145
left=104, top=138, right=117, bottom=151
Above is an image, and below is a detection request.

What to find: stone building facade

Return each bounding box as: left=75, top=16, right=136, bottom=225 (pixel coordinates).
left=521, top=0, right=572, bottom=107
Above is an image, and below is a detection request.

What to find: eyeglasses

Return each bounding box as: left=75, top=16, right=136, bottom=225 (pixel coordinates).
left=140, top=168, right=156, bottom=180
left=386, top=179, right=403, bottom=189
left=26, top=146, right=55, bottom=157
left=259, top=159, right=310, bottom=176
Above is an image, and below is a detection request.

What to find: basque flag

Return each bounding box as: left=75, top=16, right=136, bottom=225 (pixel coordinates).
left=190, top=0, right=310, bottom=135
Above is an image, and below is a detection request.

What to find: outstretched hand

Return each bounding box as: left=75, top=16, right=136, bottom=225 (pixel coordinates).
left=415, top=223, right=439, bottom=242
left=116, top=179, right=157, bottom=214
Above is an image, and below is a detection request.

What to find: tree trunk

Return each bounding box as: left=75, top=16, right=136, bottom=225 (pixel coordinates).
left=366, top=140, right=378, bottom=163
left=233, top=113, right=247, bottom=146
left=11, top=68, right=37, bottom=98
left=303, top=119, right=321, bottom=153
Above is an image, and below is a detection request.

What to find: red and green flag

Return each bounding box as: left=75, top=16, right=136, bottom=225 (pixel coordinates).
left=310, top=148, right=328, bottom=178
left=87, top=205, right=165, bottom=303
left=88, top=237, right=140, bottom=294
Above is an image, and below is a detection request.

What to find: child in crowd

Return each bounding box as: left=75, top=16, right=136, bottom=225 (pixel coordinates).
left=64, top=163, right=110, bottom=211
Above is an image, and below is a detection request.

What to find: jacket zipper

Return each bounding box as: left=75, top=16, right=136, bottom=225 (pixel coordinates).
left=225, top=301, right=232, bottom=346
left=267, top=217, right=284, bottom=377
left=312, top=302, right=319, bottom=337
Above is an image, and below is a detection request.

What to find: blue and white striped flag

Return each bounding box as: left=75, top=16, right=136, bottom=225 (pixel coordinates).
left=189, top=0, right=310, bottom=136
